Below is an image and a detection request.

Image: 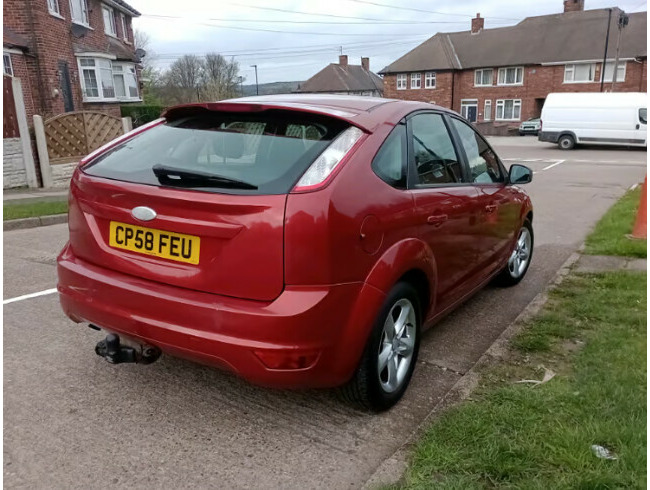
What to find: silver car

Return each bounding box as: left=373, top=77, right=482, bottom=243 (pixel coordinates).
left=519, top=118, right=541, bottom=136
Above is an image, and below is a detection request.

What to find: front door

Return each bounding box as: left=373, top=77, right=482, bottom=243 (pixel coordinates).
left=448, top=115, right=521, bottom=280
left=58, top=61, right=74, bottom=112
left=461, top=100, right=478, bottom=123
left=635, top=107, right=647, bottom=144
left=407, top=112, right=481, bottom=313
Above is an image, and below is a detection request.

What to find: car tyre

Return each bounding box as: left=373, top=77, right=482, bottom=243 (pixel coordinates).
left=558, top=134, right=575, bottom=150
left=494, top=219, right=534, bottom=287
left=339, top=282, right=421, bottom=411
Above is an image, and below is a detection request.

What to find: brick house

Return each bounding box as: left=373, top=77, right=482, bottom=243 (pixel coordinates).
left=380, top=1, right=647, bottom=134
left=3, top=0, right=142, bottom=125
left=295, top=55, right=383, bottom=97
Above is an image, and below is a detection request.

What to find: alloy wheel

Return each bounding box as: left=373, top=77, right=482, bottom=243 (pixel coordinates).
left=377, top=298, right=416, bottom=393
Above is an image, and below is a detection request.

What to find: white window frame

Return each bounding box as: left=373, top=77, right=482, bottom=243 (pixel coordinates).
left=460, top=99, right=478, bottom=121
left=119, top=12, right=129, bottom=42
left=474, top=68, right=493, bottom=86
left=497, top=66, right=524, bottom=86
left=47, top=0, right=63, bottom=18
left=102, top=4, right=117, bottom=37
left=77, top=56, right=140, bottom=102
left=563, top=63, right=596, bottom=83
left=424, top=71, right=436, bottom=89
left=69, top=0, right=89, bottom=26
left=495, top=99, right=522, bottom=121
left=3, top=52, right=14, bottom=77
left=483, top=99, right=492, bottom=121
left=601, top=60, right=627, bottom=83
left=410, top=73, right=421, bottom=89
left=396, top=74, right=407, bottom=90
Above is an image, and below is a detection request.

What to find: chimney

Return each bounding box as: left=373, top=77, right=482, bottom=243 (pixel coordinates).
left=361, top=57, right=369, bottom=71
left=563, top=0, right=584, bottom=12
left=471, top=13, right=484, bottom=34
left=339, top=55, right=348, bottom=66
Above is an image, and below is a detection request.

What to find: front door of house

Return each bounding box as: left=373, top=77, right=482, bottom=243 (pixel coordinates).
left=58, top=61, right=73, bottom=112
left=466, top=105, right=477, bottom=122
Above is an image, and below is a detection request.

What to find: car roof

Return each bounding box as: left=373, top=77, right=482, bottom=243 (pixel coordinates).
left=163, top=94, right=455, bottom=133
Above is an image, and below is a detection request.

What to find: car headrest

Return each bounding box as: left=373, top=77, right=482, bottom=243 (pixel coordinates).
left=212, top=130, right=245, bottom=159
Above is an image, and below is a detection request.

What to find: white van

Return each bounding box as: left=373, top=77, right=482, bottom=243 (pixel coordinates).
left=539, top=92, right=647, bottom=149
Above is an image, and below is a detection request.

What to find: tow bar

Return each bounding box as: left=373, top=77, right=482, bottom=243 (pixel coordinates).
left=95, top=331, right=161, bottom=365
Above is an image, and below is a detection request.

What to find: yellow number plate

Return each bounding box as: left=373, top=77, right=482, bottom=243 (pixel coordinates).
left=109, top=221, right=200, bottom=265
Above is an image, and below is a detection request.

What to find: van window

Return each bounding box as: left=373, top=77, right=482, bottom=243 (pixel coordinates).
left=639, top=108, right=647, bottom=125
left=83, top=111, right=349, bottom=195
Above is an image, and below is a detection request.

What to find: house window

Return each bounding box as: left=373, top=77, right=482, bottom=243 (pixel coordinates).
left=78, top=57, right=139, bottom=101
left=47, top=0, right=61, bottom=16
left=460, top=99, right=478, bottom=122
left=601, top=61, right=627, bottom=83
left=102, top=4, right=117, bottom=36
left=120, top=13, right=129, bottom=42
left=497, top=66, right=524, bottom=85
left=564, top=63, right=596, bottom=83
left=484, top=99, right=492, bottom=121
left=112, top=63, right=139, bottom=98
left=3, top=53, right=13, bottom=77
left=424, top=72, right=436, bottom=89
left=474, top=69, right=493, bottom=86
left=410, top=73, right=421, bottom=89
left=396, top=74, right=407, bottom=90
left=496, top=99, right=522, bottom=121
left=69, top=0, right=89, bottom=25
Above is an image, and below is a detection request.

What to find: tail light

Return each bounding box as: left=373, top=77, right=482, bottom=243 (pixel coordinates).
left=292, top=126, right=364, bottom=192
left=78, top=118, right=165, bottom=168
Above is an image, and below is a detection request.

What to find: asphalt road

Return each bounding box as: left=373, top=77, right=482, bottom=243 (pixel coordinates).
left=3, top=139, right=646, bottom=489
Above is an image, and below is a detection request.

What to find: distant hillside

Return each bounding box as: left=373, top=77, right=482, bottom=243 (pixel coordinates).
left=241, top=81, right=302, bottom=97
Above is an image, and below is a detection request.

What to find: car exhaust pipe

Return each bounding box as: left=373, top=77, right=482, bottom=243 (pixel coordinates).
left=94, top=332, right=161, bottom=365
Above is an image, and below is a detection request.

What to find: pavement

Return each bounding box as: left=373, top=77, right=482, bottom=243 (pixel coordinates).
left=3, top=137, right=646, bottom=489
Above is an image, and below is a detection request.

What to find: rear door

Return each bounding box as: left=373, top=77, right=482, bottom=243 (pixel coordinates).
left=447, top=115, right=521, bottom=279
left=72, top=110, right=349, bottom=301
left=406, top=112, right=481, bottom=312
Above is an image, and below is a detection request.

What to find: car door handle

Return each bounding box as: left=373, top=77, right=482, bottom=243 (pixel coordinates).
left=636, top=124, right=640, bottom=130
left=485, top=204, right=498, bottom=213
left=427, top=214, right=448, bottom=226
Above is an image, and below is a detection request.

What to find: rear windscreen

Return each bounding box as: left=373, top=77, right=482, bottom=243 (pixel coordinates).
left=83, top=110, right=350, bottom=194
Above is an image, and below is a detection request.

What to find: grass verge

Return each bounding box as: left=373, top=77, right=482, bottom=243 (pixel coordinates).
left=394, top=271, right=646, bottom=489
left=3, top=200, right=68, bottom=220
left=584, top=187, right=646, bottom=258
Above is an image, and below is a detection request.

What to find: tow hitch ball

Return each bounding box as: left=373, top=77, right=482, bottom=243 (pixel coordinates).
left=95, top=333, right=161, bottom=365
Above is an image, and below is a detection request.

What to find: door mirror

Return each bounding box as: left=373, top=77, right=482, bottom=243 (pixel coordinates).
left=509, top=164, right=533, bottom=185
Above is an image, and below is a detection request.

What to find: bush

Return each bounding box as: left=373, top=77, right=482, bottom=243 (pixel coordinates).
left=120, top=105, right=165, bottom=128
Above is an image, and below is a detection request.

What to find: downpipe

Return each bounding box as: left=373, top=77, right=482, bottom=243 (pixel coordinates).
left=93, top=328, right=161, bottom=365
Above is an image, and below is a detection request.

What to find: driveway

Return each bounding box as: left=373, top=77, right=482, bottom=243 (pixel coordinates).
left=3, top=140, right=646, bottom=489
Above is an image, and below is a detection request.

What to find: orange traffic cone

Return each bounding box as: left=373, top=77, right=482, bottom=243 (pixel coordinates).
left=630, top=176, right=647, bottom=240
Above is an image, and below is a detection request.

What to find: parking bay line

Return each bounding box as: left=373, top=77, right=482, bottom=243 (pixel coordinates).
left=542, top=159, right=565, bottom=171
left=3, top=288, right=58, bottom=305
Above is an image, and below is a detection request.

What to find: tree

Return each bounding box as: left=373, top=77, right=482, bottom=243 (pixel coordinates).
left=165, top=55, right=205, bottom=103
left=202, top=53, right=241, bottom=100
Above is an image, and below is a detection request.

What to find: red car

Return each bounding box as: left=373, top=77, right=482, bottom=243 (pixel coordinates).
left=57, top=95, right=533, bottom=411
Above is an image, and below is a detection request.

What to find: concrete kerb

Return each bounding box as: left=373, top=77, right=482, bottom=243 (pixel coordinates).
left=3, top=214, right=67, bottom=231
left=362, top=250, right=583, bottom=489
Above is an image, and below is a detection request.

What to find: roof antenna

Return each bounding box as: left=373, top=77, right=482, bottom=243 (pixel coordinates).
left=339, top=46, right=343, bottom=55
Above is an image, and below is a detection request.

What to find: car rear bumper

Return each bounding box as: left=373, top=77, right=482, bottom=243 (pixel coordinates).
left=57, top=243, right=385, bottom=388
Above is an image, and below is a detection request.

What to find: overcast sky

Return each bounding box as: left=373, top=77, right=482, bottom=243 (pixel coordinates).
left=131, top=0, right=647, bottom=85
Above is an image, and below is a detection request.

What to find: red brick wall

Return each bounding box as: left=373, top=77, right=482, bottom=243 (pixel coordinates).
left=384, top=60, right=647, bottom=134
left=4, top=0, right=136, bottom=121
left=7, top=53, right=36, bottom=123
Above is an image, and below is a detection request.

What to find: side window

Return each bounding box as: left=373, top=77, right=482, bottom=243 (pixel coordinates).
left=372, top=124, right=406, bottom=188
left=410, top=113, right=462, bottom=185
left=450, top=117, right=504, bottom=184
left=639, top=108, right=647, bottom=125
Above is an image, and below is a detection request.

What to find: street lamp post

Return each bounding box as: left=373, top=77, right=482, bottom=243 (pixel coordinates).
left=611, top=11, right=629, bottom=91
left=250, top=65, right=259, bottom=96
left=600, top=8, right=612, bottom=92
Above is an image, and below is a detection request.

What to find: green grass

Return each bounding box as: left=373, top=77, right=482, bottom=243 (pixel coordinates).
left=584, top=187, right=646, bottom=258
left=394, top=271, right=646, bottom=489
left=3, top=200, right=68, bottom=220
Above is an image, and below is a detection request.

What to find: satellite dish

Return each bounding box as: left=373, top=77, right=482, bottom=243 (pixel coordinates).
left=134, top=48, right=146, bottom=62
left=70, top=23, right=89, bottom=38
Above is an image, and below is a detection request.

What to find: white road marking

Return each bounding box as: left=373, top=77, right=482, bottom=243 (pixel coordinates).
left=3, top=288, right=58, bottom=305
left=542, top=159, right=565, bottom=171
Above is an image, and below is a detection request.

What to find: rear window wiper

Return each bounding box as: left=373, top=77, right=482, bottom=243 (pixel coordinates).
left=152, top=164, right=258, bottom=190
